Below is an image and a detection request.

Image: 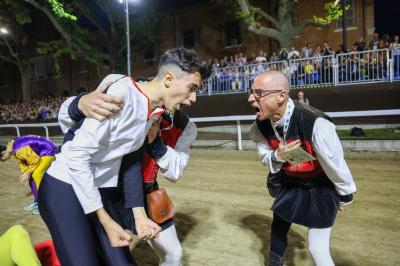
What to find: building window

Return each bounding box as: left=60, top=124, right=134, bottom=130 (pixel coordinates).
left=224, top=20, right=242, bottom=47
left=31, top=55, right=51, bottom=80
left=337, top=0, right=355, bottom=28
left=183, top=29, right=195, bottom=49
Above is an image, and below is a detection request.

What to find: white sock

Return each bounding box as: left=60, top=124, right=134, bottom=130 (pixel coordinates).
left=148, top=225, right=182, bottom=266
left=307, top=227, right=335, bottom=266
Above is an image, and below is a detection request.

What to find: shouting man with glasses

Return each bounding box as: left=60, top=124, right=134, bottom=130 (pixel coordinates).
left=248, top=71, right=356, bottom=266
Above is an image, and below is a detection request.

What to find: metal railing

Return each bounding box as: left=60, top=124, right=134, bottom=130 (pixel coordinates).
left=392, top=47, right=400, bottom=81
left=0, top=122, right=59, bottom=139
left=336, top=49, right=389, bottom=85
left=288, top=55, right=335, bottom=88
left=199, top=48, right=398, bottom=95
left=198, top=61, right=287, bottom=95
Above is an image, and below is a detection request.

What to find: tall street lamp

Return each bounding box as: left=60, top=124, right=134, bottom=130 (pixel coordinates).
left=341, top=0, right=347, bottom=51
left=119, top=0, right=140, bottom=76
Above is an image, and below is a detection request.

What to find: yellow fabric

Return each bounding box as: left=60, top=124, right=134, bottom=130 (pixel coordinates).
left=15, top=146, right=41, bottom=174
left=0, top=225, right=41, bottom=266
left=31, top=156, right=54, bottom=188
left=305, top=64, right=314, bottom=74
left=14, top=147, right=55, bottom=189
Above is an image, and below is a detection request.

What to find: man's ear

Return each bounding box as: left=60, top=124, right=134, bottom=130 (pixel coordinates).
left=277, top=90, right=287, bottom=104
left=164, top=72, right=174, bottom=88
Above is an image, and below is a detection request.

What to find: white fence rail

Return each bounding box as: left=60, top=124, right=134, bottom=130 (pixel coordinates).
left=192, top=109, right=400, bottom=150
left=1, top=109, right=399, bottom=150
left=336, top=49, right=389, bottom=85
left=0, top=123, right=59, bottom=139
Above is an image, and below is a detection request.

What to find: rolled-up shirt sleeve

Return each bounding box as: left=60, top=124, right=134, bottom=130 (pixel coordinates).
left=312, top=118, right=357, bottom=199
left=250, top=122, right=283, bottom=173
left=255, top=142, right=284, bottom=174
left=156, top=121, right=197, bottom=182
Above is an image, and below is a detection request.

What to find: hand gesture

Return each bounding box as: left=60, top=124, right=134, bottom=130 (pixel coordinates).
left=97, top=208, right=132, bottom=247
left=276, top=140, right=302, bottom=161
left=135, top=217, right=161, bottom=241
left=78, top=81, right=124, bottom=121
left=18, top=172, right=31, bottom=187
left=147, top=117, right=162, bottom=144
left=339, top=204, right=350, bottom=211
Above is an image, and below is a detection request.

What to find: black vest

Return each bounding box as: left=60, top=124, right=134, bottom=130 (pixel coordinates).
left=257, top=101, right=332, bottom=180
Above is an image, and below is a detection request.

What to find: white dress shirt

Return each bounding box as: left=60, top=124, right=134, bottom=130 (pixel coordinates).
left=59, top=103, right=197, bottom=184
left=58, top=96, right=76, bottom=134
left=249, top=99, right=356, bottom=198
left=157, top=120, right=197, bottom=182
left=48, top=74, right=164, bottom=214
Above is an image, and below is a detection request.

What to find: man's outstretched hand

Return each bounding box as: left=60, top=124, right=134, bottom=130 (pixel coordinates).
left=78, top=81, right=124, bottom=121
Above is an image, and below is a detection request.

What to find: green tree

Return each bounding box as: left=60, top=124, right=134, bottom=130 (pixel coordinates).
left=0, top=0, right=80, bottom=100
left=24, top=0, right=105, bottom=71
left=66, top=0, right=162, bottom=72
left=0, top=0, right=162, bottom=100
left=217, top=0, right=344, bottom=49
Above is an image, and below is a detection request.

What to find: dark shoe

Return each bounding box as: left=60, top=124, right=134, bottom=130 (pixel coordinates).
left=269, top=250, right=284, bottom=266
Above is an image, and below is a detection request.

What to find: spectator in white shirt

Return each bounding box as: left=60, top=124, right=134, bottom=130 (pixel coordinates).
left=301, top=43, right=313, bottom=58
left=288, top=46, right=300, bottom=60
left=255, top=50, right=267, bottom=63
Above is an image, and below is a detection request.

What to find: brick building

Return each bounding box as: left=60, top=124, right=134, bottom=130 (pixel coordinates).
left=0, top=0, right=385, bottom=101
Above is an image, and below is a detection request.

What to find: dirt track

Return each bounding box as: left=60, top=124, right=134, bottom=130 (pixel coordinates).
left=1, top=150, right=399, bottom=266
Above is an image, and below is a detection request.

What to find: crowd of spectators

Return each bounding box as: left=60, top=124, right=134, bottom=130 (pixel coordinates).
left=201, top=33, right=400, bottom=93
left=0, top=95, right=66, bottom=123
left=205, top=33, right=399, bottom=70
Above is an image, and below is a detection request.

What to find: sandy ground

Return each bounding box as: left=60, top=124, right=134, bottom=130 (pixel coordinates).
left=1, top=150, right=399, bottom=266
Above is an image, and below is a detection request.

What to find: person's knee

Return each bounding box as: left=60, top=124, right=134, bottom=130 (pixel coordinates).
left=165, top=244, right=182, bottom=263
left=7, top=225, right=29, bottom=238
left=308, top=241, right=329, bottom=260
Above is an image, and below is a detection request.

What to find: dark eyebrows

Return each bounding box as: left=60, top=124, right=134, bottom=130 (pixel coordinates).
left=189, top=82, right=199, bottom=91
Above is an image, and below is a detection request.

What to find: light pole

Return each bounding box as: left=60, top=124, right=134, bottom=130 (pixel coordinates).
left=341, top=0, right=348, bottom=51
left=119, top=0, right=140, bottom=76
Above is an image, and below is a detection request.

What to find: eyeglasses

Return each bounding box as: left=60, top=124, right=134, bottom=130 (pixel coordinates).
left=248, top=89, right=282, bottom=98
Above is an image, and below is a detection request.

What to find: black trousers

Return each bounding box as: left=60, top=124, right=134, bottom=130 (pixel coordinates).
left=38, top=173, right=135, bottom=266
left=270, top=213, right=291, bottom=257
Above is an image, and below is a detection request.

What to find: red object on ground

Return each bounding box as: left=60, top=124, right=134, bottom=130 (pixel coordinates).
left=34, top=240, right=61, bottom=266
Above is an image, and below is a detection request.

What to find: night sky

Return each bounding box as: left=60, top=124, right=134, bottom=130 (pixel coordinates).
left=374, top=0, right=399, bottom=36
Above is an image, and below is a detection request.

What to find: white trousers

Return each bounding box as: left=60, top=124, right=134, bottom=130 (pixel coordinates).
left=147, top=225, right=182, bottom=266
left=308, top=227, right=334, bottom=266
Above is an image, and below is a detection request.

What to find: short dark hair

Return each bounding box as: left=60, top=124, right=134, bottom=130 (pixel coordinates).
left=158, top=47, right=209, bottom=79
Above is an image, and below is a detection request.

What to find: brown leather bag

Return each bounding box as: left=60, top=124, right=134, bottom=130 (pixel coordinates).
left=146, top=187, right=174, bottom=224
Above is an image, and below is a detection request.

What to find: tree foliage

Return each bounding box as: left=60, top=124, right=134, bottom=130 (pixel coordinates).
left=215, top=0, right=345, bottom=49
left=0, top=0, right=163, bottom=100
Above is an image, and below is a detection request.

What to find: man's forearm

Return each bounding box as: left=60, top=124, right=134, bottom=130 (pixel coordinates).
left=69, top=92, right=88, bottom=122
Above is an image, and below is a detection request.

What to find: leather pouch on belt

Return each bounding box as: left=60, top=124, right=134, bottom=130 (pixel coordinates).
left=146, top=187, right=174, bottom=224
